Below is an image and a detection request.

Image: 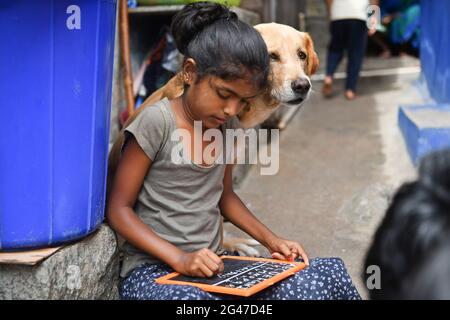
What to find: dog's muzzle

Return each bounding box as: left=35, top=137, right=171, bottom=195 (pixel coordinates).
left=286, top=96, right=306, bottom=105
left=285, top=78, right=311, bottom=105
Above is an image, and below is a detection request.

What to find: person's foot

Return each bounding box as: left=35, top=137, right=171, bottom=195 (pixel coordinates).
left=378, top=50, right=392, bottom=59
left=322, top=76, right=334, bottom=98
left=345, top=90, right=355, bottom=100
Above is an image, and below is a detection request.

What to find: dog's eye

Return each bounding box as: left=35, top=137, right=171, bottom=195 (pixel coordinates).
left=269, top=53, right=280, bottom=62
left=298, top=51, right=307, bottom=60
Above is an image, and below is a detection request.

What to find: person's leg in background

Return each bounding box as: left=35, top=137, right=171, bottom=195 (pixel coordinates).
left=323, top=20, right=347, bottom=98
left=345, top=19, right=368, bottom=100
left=371, top=31, right=392, bottom=58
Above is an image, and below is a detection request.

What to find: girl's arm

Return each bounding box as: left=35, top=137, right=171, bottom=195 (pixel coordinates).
left=107, top=136, right=223, bottom=277
left=219, top=165, right=309, bottom=265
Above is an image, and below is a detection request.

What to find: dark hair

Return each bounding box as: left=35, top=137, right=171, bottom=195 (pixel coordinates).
left=364, top=149, right=450, bottom=299
left=170, top=2, right=269, bottom=90
left=405, top=239, right=450, bottom=299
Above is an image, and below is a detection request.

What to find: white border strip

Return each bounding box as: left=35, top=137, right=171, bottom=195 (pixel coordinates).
left=311, top=66, right=421, bottom=81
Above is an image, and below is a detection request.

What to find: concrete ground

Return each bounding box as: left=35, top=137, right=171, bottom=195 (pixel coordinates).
left=227, top=62, right=422, bottom=299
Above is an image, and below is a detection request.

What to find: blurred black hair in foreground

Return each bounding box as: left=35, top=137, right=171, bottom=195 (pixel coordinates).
left=364, top=149, right=450, bottom=300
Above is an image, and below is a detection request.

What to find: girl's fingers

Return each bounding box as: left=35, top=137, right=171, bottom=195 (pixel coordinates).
left=279, top=242, right=292, bottom=260
left=290, top=250, right=298, bottom=260
left=287, top=243, right=299, bottom=261
left=205, top=250, right=224, bottom=273
left=202, top=253, right=222, bottom=274
left=271, top=252, right=286, bottom=260
left=295, top=244, right=309, bottom=266
left=271, top=240, right=309, bottom=264
left=198, top=262, right=214, bottom=278
left=191, top=264, right=208, bottom=278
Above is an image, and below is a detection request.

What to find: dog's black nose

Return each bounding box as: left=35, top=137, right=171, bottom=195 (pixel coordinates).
left=291, top=78, right=311, bottom=95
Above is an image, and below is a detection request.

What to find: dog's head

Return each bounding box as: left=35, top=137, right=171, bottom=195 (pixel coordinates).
left=255, top=23, right=319, bottom=106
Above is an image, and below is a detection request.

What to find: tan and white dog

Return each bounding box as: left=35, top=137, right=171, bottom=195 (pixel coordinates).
left=108, top=23, right=319, bottom=256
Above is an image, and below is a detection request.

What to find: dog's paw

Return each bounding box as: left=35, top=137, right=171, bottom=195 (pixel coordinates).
left=234, top=243, right=261, bottom=257
left=223, top=237, right=261, bottom=257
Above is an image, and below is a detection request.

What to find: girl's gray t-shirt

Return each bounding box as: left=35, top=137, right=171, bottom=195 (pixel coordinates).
left=119, top=98, right=240, bottom=278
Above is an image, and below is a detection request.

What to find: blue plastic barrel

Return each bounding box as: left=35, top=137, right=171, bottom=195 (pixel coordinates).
left=420, top=0, right=450, bottom=103
left=0, top=0, right=117, bottom=250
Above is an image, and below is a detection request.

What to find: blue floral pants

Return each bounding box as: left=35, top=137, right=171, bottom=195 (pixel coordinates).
left=119, top=257, right=361, bottom=300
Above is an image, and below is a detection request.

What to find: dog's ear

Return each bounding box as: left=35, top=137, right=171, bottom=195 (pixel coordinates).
left=304, top=33, right=319, bottom=76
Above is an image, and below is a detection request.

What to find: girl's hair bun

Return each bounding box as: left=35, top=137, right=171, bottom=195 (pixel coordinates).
left=171, top=2, right=238, bottom=55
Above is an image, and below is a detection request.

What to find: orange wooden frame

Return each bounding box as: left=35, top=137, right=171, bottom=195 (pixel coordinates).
left=155, top=256, right=306, bottom=297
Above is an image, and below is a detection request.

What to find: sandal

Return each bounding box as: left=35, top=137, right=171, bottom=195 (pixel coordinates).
left=322, top=81, right=333, bottom=98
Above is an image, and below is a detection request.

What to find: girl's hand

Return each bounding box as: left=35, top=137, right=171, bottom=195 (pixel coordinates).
left=382, top=14, right=394, bottom=25
left=267, top=237, right=309, bottom=266
left=174, top=248, right=224, bottom=278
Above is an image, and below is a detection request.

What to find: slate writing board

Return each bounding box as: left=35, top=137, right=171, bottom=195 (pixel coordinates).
left=156, top=256, right=306, bottom=297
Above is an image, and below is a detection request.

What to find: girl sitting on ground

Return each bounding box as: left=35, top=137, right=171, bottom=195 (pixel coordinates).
left=107, top=1, right=360, bottom=300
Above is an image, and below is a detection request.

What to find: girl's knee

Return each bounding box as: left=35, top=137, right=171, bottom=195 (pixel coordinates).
left=309, top=257, right=346, bottom=269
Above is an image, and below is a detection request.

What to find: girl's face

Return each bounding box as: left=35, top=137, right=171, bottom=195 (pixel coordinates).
left=183, top=61, right=261, bottom=129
